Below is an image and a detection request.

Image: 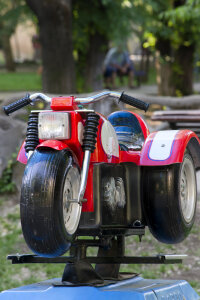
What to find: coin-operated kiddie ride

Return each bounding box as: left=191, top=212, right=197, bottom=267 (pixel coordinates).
left=1, top=91, right=200, bottom=299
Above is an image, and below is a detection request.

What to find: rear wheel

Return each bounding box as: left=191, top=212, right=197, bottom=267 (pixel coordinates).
left=20, top=149, right=81, bottom=257
left=143, top=153, right=197, bottom=244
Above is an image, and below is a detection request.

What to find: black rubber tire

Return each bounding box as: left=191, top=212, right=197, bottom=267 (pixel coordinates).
left=142, top=153, right=197, bottom=244
left=20, top=149, right=80, bottom=257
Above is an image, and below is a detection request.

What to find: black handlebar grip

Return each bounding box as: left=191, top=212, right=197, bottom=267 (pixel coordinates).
left=3, top=94, right=31, bottom=115
left=119, top=92, right=149, bottom=112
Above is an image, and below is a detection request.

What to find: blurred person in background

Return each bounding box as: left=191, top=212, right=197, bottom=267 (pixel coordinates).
left=103, top=44, right=135, bottom=89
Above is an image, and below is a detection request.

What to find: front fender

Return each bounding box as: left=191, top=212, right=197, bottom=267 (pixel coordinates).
left=140, top=129, right=200, bottom=166
left=37, top=140, right=69, bottom=151
left=17, top=141, right=27, bottom=164
left=17, top=140, right=69, bottom=165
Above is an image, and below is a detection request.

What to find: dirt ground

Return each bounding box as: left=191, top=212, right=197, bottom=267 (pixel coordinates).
left=124, top=202, right=200, bottom=285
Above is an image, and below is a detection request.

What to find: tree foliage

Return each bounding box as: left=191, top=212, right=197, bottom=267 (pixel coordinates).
left=128, top=0, right=200, bottom=95
left=130, top=0, right=200, bottom=51
left=73, top=0, right=134, bottom=55
left=0, top=0, right=31, bottom=37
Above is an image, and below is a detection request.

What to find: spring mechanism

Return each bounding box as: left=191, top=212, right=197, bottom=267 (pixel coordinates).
left=82, top=113, right=100, bottom=153
left=25, top=112, right=39, bottom=153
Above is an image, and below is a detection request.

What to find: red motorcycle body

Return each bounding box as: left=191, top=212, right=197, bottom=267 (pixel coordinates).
left=17, top=96, right=200, bottom=237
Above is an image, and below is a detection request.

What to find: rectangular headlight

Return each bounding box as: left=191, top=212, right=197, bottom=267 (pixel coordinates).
left=38, top=112, right=70, bottom=140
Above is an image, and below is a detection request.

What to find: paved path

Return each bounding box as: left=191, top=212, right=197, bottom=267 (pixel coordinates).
left=1, top=82, right=200, bottom=104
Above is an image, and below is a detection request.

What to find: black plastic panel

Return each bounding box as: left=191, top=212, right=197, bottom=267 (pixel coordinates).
left=78, top=163, right=144, bottom=236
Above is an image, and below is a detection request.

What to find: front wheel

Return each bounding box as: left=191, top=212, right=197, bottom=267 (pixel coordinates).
left=143, top=153, right=197, bottom=244
left=20, top=149, right=81, bottom=257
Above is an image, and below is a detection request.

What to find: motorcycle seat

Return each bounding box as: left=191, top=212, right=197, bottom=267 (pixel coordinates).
left=107, top=111, right=145, bottom=151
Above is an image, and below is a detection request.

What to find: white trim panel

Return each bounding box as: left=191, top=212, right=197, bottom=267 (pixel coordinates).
left=149, top=130, right=179, bottom=161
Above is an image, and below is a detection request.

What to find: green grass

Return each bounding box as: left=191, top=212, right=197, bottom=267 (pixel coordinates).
left=0, top=72, right=41, bottom=91
left=0, top=62, right=156, bottom=93
left=0, top=204, right=64, bottom=292
left=0, top=52, right=5, bottom=65
left=145, top=65, right=157, bottom=85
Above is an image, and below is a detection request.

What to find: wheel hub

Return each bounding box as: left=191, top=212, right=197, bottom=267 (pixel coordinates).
left=180, top=156, right=196, bottom=223
left=63, top=166, right=81, bottom=235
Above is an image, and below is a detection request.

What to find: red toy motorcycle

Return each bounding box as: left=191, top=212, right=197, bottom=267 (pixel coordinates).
left=3, top=91, right=200, bottom=258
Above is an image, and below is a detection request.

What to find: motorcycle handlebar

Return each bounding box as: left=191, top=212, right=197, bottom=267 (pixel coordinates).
left=3, top=91, right=149, bottom=115
left=75, top=91, right=149, bottom=112
left=3, top=93, right=52, bottom=115
left=3, top=94, right=31, bottom=115
left=119, top=92, right=149, bottom=112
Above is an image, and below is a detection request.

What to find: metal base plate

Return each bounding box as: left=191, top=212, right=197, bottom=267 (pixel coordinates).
left=0, top=276, right=199, bottom=299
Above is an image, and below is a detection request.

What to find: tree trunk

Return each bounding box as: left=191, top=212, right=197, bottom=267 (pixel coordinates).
left=156, top=45, right=195, bottom=96
left=155, top=1, right=194, bottom=96
left=26, top=0, right=75, bottom=94
left=2, top=34, right=15, bottom=72
left=155, top=38, right=174, bottom=96
left=155, top=52, right=174, bottom=96
left=172, top=44, right=195, bottom=96
left=170, top=0, right=194, bottom=95
left=84, top=33, right=108, bottom=91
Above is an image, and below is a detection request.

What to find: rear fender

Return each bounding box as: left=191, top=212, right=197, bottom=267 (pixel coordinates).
left=140, top=130, right=200, bottom=167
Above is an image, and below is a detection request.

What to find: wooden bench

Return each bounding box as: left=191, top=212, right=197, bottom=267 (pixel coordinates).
left=151, top=110, right=200, bottom=138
